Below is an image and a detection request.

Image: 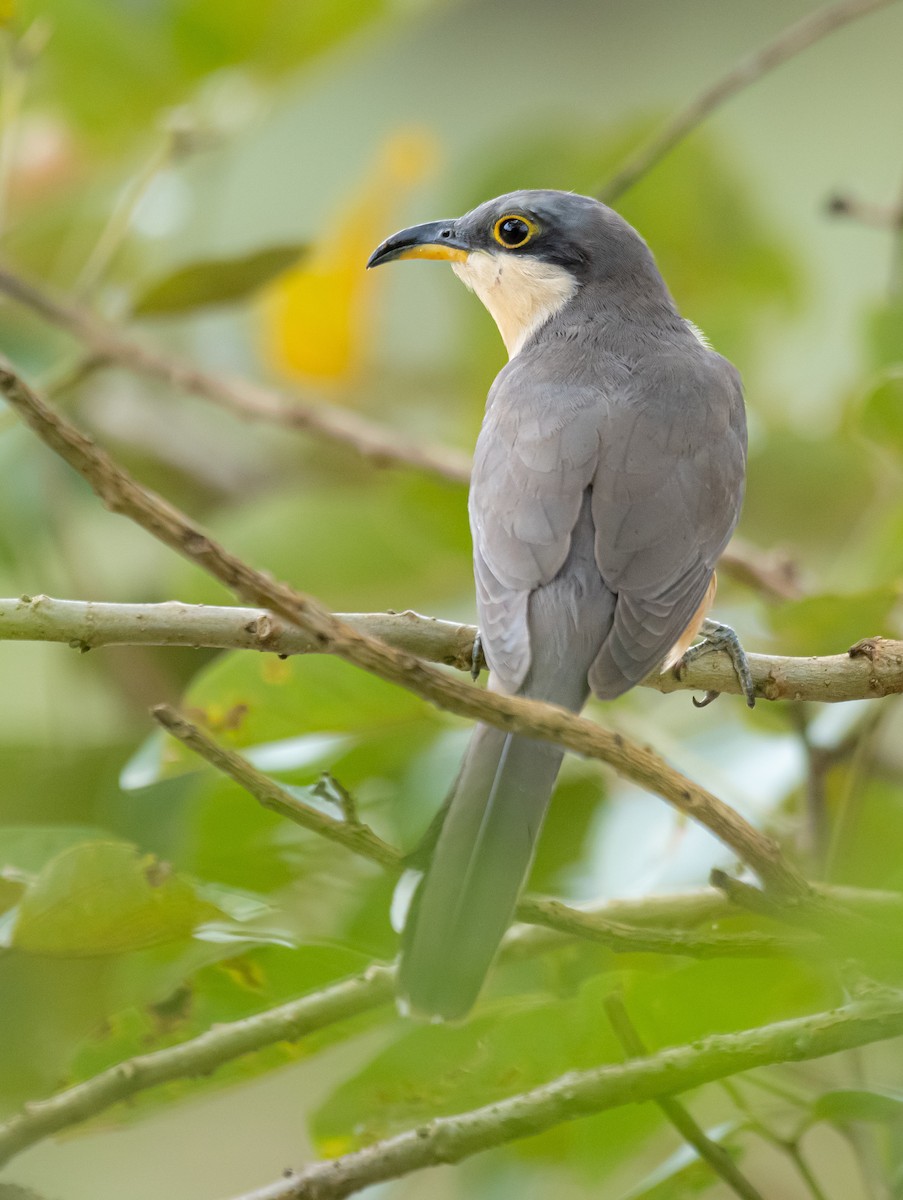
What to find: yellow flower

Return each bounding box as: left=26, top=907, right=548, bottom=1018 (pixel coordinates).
left=258, top=127, right=438, bottom=395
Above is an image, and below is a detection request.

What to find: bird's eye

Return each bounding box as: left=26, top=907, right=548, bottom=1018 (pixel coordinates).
left=492, top=214, right=537, bottom=249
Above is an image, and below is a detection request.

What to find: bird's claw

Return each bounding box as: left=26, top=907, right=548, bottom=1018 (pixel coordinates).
left=678, top=619, right=756, bottom=709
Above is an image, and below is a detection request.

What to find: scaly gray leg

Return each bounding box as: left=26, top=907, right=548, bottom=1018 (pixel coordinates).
left=677, top=619, right=756, bottom=709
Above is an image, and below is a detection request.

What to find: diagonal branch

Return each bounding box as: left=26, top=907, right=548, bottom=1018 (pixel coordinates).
left=0, top=882, right=895, bottom=1170
left=0, top=267, right=471, bottom=484
left=153, top=705, right=403, bottom=871
left=0, top=264, right=813, bottom=603
left=229, top=990, right=903, bottom=1200
left=0, top=965, right=397, bottom=1170
left=2, top=595, right=901, bottom=703
left=603, top=991, right=766, bottom=1200
left=152, top=703, right=824, bottom=961
left=0, top=357, right=810, bottom=901
left=597, top=0, right=901, bottom=203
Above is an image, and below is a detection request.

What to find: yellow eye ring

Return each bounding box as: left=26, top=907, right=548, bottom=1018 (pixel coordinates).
left=492, top=214, right=538, bottom=249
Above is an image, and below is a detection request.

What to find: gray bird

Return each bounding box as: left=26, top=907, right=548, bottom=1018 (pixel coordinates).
left=367, top=189, right=749, bottom=1021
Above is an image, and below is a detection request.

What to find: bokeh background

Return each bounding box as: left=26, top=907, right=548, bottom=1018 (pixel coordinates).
left=1, top=1, right=903, bottom=1197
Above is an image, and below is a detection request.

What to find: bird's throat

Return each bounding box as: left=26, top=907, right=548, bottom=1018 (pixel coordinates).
left=452, top=250, right=578, bottom=359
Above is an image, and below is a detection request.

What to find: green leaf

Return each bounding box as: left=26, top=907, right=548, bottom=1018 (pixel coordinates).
left=312, top=973, right=664, bottom=1169
left=858, top=372, right=903, bottom=455
left=167, top=473, right=472, bottom=615
left=813, top=1087, right=903, bottom=1124
left=132, top=244, right=306, bottom=316
left=864, top=298, right=903, bottom=370
left=767, top=585, right=900, bottom=658
left=0, top=874, right=24, bottom=915
left=0, top=935, right=265, bottom=1108
left=0, top=823, right=116, bottom=874
left=7, top=841, right=218, bottom=956
left=66, top=942, right=377, bottom=1126
left=742, top=431, right=876, bottom=568
left=621, top=957, right=838, bottom=1052
left=828, top=776, right=903, bottom=893
left=23, top=0, right=397, bottom=145
left=136, top=650, right=439, bottom=783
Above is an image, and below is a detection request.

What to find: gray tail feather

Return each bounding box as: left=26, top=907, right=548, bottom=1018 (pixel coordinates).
left=398, top=723, right=564, bottom=1021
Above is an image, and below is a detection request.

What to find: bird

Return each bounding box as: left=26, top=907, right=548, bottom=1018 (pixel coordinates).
left=367, top=189, right=750, bottom=1021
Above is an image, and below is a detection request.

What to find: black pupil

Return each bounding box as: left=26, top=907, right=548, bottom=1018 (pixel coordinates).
left=499, top=218, right=529, bottom=246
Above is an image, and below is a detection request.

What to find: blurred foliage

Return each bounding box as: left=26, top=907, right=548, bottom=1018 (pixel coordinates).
left=13, top=0, right=396, bottom=143
left=0, top=2, right=903, bottom=1200
left=133, top=242, right=308, bottom=317
left=257, top=128, right=439, bottom=391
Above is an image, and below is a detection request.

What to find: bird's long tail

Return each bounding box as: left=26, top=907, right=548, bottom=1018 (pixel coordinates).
left=397, top=722, right=565, bottom=1021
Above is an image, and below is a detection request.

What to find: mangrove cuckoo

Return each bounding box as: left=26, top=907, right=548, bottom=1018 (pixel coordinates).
left=368, top=190, right=750, bottom=1020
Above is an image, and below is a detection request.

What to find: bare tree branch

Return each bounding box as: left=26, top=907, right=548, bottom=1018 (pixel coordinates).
left=153, top=705, right=402, bottom=870
left=717, top=540, right=804, bottom=603
left=603, top=991, right=766, bottom=1200
left=0, top=596, right=480, bottom=674
left=0, top=264, right=811, bottom=603
left=0, top=965, right=397, bottom=1170
left=597, top=0, right=901, bottom=203
left=513, top=896, right=821, bottom=960
left=0, top=357, right=811, bottom=902
left=0, top=881, right=895, bottom=1171
left=827, top=191, right=903, bottom=230
left=152, top=703, right=825, bottom=962
left=0, top=267, right=471, bottom=484
left=229, top=990, right=903, bottom=1200
left=2, top=595, right=900, bottom=702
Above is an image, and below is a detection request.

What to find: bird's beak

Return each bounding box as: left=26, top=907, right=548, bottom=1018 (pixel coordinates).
left=366, top=220, right=469, bottom=269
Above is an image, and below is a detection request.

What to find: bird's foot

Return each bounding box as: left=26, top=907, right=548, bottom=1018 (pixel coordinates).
left=677, top=619, right=756, bottom=709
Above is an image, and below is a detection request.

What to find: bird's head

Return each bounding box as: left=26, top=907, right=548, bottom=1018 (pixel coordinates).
left=367, top=189, right=661, bottom=357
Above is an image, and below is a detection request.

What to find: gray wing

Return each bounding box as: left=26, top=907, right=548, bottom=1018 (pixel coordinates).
left=470, top=367, right=604, bottom=693
left=589, top=348, right=747, bottom=698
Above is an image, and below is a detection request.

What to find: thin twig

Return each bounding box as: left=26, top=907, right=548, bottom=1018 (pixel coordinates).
left=0, top=267, right=472, bottom=484
left=827, top=183, right=903, bottom=295
left=786, top=1142, right=832, bottom=1200
left=152, top=704, right=824, bottom=961
left=74, top=130, right=174, bottom=298
left=826, top=191, right=903, bottom=231
left=718, top=540, right=805, bottom=603
left=227, top=992, right=903, bottom=1200
left=0, top=356, right=811, bottom=902
left=718, top=1079, right=831, bottom=1200
left=516, top=896, right=821, bottom=960
left=604, top=992, right=766, bottom=1200
left=710, top=867, right=903, bottom=968
left=0, top=882, right=895, bottom=1171
left=597, top=0, right=901, bottom=203
left=153, top=705, right=402, bottom=870
left=0, top=965, right=397, bottom=1169
left=1, top=595, right=901, bottom=702
left=0, top=264, right=820, bottom=606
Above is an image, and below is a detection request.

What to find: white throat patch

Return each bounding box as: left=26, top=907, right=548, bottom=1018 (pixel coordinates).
left=452, top=250, right=578, bottom=359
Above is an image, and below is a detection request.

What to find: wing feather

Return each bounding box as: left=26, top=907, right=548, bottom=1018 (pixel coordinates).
left=590, top=349, right=746, bottom=697
left=470, top=365, right=602, bottom=692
